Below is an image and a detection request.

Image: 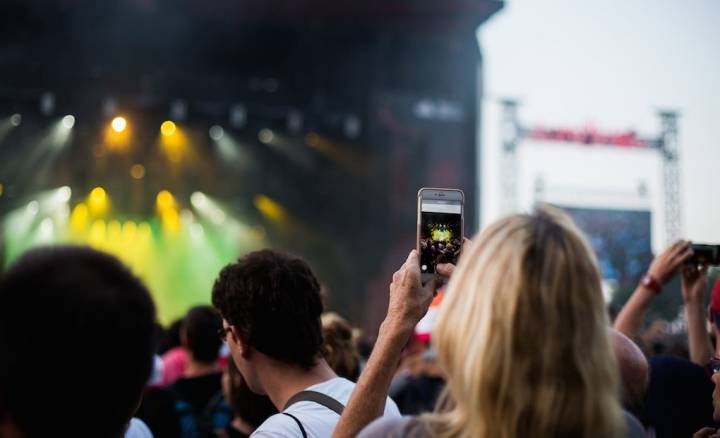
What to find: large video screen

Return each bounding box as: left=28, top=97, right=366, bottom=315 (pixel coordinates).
left=560, top=206, right=653, bottom=294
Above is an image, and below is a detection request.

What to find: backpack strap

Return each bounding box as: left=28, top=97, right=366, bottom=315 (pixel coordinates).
left=282, top=412, right=308, bottom=438
left=283, top=390, right=345, bottom=416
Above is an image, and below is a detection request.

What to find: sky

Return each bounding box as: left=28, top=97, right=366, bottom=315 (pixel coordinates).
left=477, top=0, right=720, bottom=250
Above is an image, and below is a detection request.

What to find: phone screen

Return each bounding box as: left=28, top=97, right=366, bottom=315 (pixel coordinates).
left=419, top=200, right=462, bottom=274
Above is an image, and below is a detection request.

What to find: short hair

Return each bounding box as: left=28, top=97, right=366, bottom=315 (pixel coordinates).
left=212, top=249, right=323, bottom=368
left=0, top=246, right=156, bottom=438
left=184, top=306, right=223, bottom=364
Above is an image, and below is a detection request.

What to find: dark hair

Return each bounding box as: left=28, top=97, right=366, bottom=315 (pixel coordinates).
left=0, top=246, right=156, bottom=438
left=184, top=306, right=222, bottom=364
left=226, top=356, right=277, bottom=427
left=212, top=249, right=323, bottom=368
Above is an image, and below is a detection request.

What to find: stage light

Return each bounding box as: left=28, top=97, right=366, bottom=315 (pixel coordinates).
left=26, top=201, right=39, bottom=216
left=190, top=223, right=204, bottom=239
left=70, top=203, right=89, bottom=231
left=156, top=190, right=175, bottom=211
left=191, top=192, right=207, bottom=209
left=89, top=187, right=109, bottom=216
left=58, top=186, right=72, bottom=202
left=39, top=218, right=54, bottom=241
left=90, top=187, right=106, bottom=203
left=130, top=164, right=145, bottom=179
left=258, top=129, right=274, bottom=144
left=10, top=114, right=21, bottom=126
left=254, top=194, right=287, bottom=222
left=61, top=115, right=75, bottom=129
left=111, top=116, right=127, bottom=133
left=209, top=125, right=224, bottom=141
left=161, top=121, right=176, bottom=136
left=62, top=115, right=75, bottom=129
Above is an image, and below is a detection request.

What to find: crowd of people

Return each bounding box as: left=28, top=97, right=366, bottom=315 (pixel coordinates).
left=0, top=205, right=718, bottom=437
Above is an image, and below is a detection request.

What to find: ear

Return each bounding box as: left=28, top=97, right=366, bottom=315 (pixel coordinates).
left=229, top=326, right=252, bottom=359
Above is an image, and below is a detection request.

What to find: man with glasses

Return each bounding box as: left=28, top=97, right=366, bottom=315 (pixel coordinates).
left=212, top=249, right=400, bottom=437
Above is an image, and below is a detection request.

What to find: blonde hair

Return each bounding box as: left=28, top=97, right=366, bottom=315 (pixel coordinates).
left=321, top=312, right=360, bottom=381
left=426, top=206, right=625, bottom=438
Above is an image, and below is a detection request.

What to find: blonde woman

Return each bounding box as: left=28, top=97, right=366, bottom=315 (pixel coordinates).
left=334, top=206, right=640, bottom=438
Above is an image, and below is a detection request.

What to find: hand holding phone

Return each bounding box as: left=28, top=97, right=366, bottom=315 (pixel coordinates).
left=417, top=188, right=464, bottom=283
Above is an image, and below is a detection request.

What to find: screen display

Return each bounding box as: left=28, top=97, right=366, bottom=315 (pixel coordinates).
left=419, top=201, right=462, bottom=274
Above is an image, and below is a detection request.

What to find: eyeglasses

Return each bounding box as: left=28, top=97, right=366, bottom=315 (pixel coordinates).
left=217, top=327, right=232, bottom=343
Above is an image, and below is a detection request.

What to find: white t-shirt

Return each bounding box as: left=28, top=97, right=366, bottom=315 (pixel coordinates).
left=125, top=418, right=153, bottom=438
left=251, top=377, right=401, bottom=437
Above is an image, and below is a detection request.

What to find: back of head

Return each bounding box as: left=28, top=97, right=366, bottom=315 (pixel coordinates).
left=611, top=329, right=649, bottom=417
left=432, top=206, right=624, bottom=438
left=212, top=249, right=323, bottom=368
left=184, top=306, right=223, bottom=364
left=0, top=246, right=156, bottom=438
left=321, top=312, right=360, bottom=381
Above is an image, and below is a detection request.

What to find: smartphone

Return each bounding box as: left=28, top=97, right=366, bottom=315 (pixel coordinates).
left=688, top=244, right=720, bottom=266
left=417, top=188, right=464, bottom=282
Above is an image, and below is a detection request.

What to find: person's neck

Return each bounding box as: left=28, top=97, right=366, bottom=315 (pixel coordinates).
left=259, top=357, right=338, bottom=411
left=185, top=357, right=219, bottom=378
left=230, top=417, right=255, bottom=435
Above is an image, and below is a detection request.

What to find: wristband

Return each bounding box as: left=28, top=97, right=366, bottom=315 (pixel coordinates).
left=640, top=273, right=662, bottom=294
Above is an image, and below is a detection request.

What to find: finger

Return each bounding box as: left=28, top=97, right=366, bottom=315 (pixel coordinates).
left=436, top=263, right=455, bottom=277
left=675, top=246, right=694, bottom=264
left=693, top=428, right=716, bottom=438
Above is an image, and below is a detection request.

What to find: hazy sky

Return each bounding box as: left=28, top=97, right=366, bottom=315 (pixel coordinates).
left=478, top=0, right=720, bottom=247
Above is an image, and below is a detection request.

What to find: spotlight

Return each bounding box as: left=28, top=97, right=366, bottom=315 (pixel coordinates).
left=161, top=121, right=176, bottom=136
left=190, top=192, right=207, bottom=208
left=156, top=190, right=175, bottom=211
left=90, top=187, right=107, bottom=204
left=111, top=116, right=127, bottom=133
left=258, top=129, right=274, bottom=144
left=209, top=125, right=224, bottom=141
left=130, top=164, right=145, bottom=179
left=26, top=201, right=39, bottom=216
left=61, top=115, right=75, bottom=129
left=58, top=186, right=72, bottom=202
left=10, top=114, right=21, bottom=127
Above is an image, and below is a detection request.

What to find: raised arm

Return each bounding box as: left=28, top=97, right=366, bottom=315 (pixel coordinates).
left=332, top=250, right=437, bottom=438
left=614, top=240, right=691, bottom=339
left=682, top=263, right=713, bottom=366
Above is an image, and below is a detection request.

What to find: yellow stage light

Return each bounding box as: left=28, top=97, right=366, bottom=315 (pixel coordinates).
left=88, top=187, right=109, bottom=216
left=70, top=203, right=89, bottom=231
left=156, top=190, right=175, bottom=211
left=254, top=194, right=287, bottom=222
left=130, top=164, right=145, bottom=179
left=161, top=121, right=177, bottom=136
left=111, top=117, right=127, bottom=133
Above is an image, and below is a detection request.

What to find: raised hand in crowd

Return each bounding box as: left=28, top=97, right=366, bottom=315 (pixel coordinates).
left=614, top=240, right=694, bottom=341
left=333, top=247, right=455, bottom=438
left=682, top=262, right=713, bottom=365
